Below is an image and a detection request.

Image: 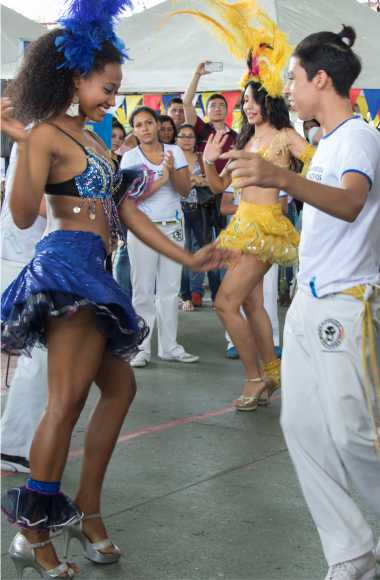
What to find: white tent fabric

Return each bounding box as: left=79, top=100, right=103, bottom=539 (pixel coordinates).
left=1, top=5, right=46, bottom=79
left=117, top=0, right=379, bottom=93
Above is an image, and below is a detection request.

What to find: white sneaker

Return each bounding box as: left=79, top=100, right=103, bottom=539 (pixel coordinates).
left=325, top=552, right=376, bottom=580
left=130, top=351, right=150, bottom=368
left=160, top=352, right=199, bottom=363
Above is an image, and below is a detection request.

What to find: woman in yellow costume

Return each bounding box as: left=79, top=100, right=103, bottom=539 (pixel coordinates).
left=172, top=0, right=315, bottom=410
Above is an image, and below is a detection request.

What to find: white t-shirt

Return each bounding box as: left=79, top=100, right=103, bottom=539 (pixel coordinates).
left=298, top=116, right=380, bottom=297
left=1, top=143, right=46, bottom=265
left=120, top=144, right=188, bottom=221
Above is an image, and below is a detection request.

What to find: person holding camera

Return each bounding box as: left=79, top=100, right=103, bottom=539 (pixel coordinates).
left=183, top=62, right=237, bottom=306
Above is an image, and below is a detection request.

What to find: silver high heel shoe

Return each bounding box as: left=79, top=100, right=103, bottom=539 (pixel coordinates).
left=63, top=513, right=121, bottom=564
left=9, top=532, right=75, bottom=579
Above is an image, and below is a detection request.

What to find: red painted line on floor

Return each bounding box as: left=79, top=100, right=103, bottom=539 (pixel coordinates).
left=67, top=404, right=236, bottom=459
left=1, top=394, right=281, bottom=476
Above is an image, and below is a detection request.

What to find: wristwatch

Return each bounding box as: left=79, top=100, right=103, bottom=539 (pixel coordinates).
left=204, top=159, right=215, bottom=166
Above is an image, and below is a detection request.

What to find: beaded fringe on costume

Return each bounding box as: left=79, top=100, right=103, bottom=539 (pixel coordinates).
left=218, top=201, right=299, bottom=266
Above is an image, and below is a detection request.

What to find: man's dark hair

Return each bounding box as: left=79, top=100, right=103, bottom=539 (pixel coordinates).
left=293, top=25, right=361, bottom=97
left=129, top=106, right=158, bottom=127
left=6, top=28, right=124, bottom=124
left=206, top=93, right=228, bottom=110
left=167, top=97, right=183, bottom=109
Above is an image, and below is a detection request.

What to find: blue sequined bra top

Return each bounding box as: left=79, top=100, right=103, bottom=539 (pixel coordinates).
left=45, top=124, right=114, bottom=199
left=43, top=123, right=150, bottom=244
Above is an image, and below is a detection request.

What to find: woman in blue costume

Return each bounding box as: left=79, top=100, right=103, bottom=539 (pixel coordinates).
left=0, top=1, right=224, bottom=577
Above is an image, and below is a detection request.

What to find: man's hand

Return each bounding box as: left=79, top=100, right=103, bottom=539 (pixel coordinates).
left=220, top=150, right=285, bottom=190
left=195, top=62, right=212, bottom=76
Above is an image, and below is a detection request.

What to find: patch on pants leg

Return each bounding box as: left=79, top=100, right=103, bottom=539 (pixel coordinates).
left=318, top=318, right=345, bottom=349
left=172, top=227, right=184, bottom=242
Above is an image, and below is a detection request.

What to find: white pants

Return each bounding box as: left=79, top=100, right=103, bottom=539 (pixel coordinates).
left=1, top=258, right=48, bottom=459
left=225, top=264, right=280, bottom=349
left=128, top=221, right=185, bottom=358
left=281, top=288, right=380, bottom=565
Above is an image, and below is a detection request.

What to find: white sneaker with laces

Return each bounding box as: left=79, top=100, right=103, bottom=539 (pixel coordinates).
left=130, top=351, right=150, bottom=368
left=160, top=352, right=199, bottom=363
left=324, top=552, right=376, bottom=580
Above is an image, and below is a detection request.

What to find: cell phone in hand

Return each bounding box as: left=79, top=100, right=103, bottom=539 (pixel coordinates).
left=204, top=62, right=223, bottom=73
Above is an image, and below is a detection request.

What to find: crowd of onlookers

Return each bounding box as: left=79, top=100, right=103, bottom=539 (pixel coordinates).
left=107, top=63, right=327, bottom=366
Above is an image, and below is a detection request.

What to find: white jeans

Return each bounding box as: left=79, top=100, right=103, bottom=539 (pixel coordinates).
left=127, top=221, right=186, bottom=358
left=225, top=264, right=280, bottom=349
left=281, top=288, right=380, bottom=565
left=1, top=258, right=48, bottom=459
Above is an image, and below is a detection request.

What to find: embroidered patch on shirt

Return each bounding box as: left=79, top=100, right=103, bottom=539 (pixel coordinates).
left=318, top=318, right=344, bottom=349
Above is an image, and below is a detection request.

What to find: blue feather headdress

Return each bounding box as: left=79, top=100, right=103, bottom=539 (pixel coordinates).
left=55, top=0, right=133, bottom=74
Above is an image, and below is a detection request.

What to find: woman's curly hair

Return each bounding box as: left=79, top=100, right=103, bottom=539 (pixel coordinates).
left=6, top=28, right=123, bottom=124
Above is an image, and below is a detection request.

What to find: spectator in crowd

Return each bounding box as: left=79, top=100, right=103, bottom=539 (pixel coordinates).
left=1, top=143, right=47, bottom=473
left=158, top=114, right=177, bottom=145
left=112, top=117, right=132, bottom=297
left=303, top=118, right=322, bottom=146
left=111, top=118, right=126, bottom=166
left=121, top=106, right=199, bottom=367
left=183, top=62, right=237, bottom=306
left=176, top=123, right=213, bottom=311
left=167, top=96, right=185, bottom=129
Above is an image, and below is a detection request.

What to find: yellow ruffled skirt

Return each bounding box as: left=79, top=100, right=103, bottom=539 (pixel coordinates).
left=217, top=201, right=299, bottom=266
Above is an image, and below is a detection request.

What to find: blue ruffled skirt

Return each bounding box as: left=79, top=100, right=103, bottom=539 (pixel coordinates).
left=1, top=230, right=148, bottom=360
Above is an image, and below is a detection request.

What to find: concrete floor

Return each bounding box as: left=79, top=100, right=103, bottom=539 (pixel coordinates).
left=1, top=304, right=379, bottom=580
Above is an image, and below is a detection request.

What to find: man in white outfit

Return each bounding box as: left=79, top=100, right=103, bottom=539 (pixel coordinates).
left=222, top=26, right=380, bottom=580
left=1, top=144, right=48, bottom=472
left=121, top=106, right=199, bottom=368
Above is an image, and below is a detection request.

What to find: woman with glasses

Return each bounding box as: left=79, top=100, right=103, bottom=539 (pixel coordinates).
left=176, top=124, right=210, bottom=311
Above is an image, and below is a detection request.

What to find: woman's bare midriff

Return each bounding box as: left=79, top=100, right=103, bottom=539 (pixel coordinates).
left=241, top=185, right=280, bottom=205
left=45, top=194, right=111, bottom=251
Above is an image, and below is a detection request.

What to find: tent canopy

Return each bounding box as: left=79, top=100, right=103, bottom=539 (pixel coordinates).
left=1, top=5, right=46, bottom=79
left=117, top=0, right=379, bottom=92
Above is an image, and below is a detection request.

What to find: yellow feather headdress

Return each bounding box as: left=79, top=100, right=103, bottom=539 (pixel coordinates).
left=169, top=0, right=292, bottom=98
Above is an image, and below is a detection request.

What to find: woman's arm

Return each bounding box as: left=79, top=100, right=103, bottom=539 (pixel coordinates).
left=170, top=165, right=192, bottom=198
left=183, top=63, right=210, bottom=126
left=119, top=199, right=224, bottom=271
left=285, top=127, right=315, bottom=174
left=220, top=192, right=237, bottom=216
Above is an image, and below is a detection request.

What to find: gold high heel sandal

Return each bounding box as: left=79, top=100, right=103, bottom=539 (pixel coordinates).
left=63, top=513, right=121, bottom=565
left=262, top=358, right=281, bottom=401
left=9, top=532, right=76, bottom=579
left=234, top=377, right=269, bottom=412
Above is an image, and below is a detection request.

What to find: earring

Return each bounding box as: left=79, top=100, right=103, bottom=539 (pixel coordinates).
left=66, top=95, right=80, bottom=117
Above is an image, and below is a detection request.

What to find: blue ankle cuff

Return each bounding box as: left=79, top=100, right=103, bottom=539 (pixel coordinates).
left=26, top=479, right=61, bottom=494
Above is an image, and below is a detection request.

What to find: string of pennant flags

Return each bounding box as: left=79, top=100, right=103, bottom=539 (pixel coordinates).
left=86, top=88, right=380, bottom=148
left=115, top=89, right=380, bottom=131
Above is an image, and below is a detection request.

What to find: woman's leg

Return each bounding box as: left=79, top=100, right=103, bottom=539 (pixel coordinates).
left=74, top=354, right=137, bottom=550
left=243, top=279, right=277, bottom=364
left=156, top=223, right=186, bottom=359
left=214, top=254, right=270, bottom=399
left=25, top=308, right=107, bottom=571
